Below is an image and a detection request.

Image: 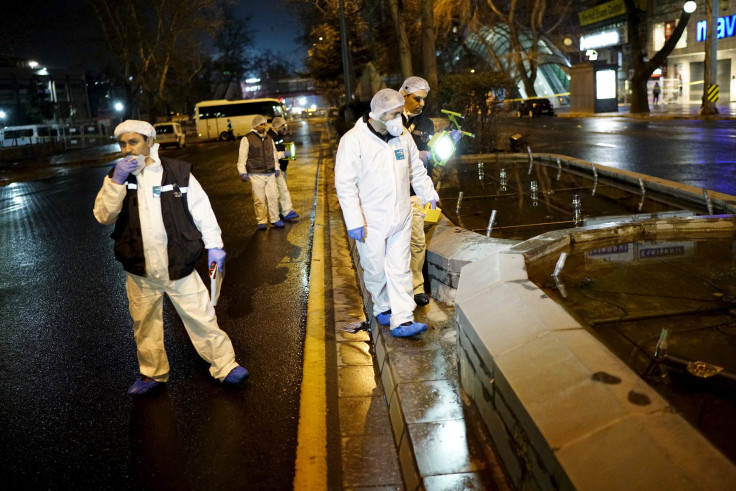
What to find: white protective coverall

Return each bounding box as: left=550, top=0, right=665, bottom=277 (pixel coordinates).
left=93, top=149, right=239, bottom=382
left=237, top=131, right=281, bottom=225
left=335, top=117, right=439, bottom=329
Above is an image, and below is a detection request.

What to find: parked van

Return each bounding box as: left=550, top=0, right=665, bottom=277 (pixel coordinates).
left=154, top=122, right=186, bottom=149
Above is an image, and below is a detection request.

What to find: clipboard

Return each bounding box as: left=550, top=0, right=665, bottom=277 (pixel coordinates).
left=209, top=261, right=223, bottom=306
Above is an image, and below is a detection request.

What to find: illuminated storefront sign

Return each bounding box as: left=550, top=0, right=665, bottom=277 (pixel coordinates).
left=697, top=15, right=736, bottom=41
left=580, top=29, right=621, bottom=50
left=578, top=0, right=626, bottom=27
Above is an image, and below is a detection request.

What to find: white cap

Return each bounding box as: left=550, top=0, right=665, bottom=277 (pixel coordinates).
left=399, top=76, right=430, bottom=96
left=114, top=120, right=156, bottom=138
left=368, top=88, right=405, bottom=120
left=252, top=115, right=267, bottom=128
left=271, top=116, right=287, bottom=129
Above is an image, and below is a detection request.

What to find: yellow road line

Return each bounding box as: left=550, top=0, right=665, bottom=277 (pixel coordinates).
left=293, top=157, right=327, bottom=489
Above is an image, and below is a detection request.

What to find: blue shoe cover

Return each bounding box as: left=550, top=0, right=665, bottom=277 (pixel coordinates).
left=376, top=310, right=391, bottom=326
left=283, top=211, right=299, bottom=221
left=257, top=223, right=267, bottom=230
left=391, top=322, right=428, bottom=338
left=128, top=376, right=164, bottom=396
left=223, top=366, right=249, bottom=385
left=273, top=220, right=285, bottom=228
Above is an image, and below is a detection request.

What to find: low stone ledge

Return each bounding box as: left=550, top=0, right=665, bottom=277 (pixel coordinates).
left=455, top=216, right=736, bottom=489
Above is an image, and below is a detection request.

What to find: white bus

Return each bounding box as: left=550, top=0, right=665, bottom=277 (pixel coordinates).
left=0, top=124, right=64, bottom=147
left=195, top=98, right=285, bottom=141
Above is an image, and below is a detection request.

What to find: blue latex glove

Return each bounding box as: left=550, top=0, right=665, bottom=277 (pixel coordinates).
left=275, top=169, right=281, bottom=178
left=283, top=150, right=291, bottom=159
left=112, top=156, right=139, bottom=184
left=418, top=150, right=433, bottom=165
left=208, top=248, right=226, bottom=273
left=450, top=129, right=462, bottom=143
left=240, top=173, right=249, bottom=182
left=347, top=227, right=365, bottom=241
left=428, top=199, right=437, bottom=210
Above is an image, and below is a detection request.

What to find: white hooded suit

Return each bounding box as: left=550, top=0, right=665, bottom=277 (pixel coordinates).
left=335, top=116, right=439, bottom=328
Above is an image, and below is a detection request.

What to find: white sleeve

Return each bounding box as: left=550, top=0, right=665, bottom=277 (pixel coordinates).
left=187, top=174, right=224, bottom=249
left=272, top=140, right=281, bottom=171
left=334, top=133, right=365, bottom=230
left=93, top=175, right=127, bottom=225
left=237, top=136, right=250, bottom=175
left=406, top=136, right=439, bottom=204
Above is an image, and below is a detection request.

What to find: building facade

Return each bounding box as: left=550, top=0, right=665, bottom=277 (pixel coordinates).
left=654, top=0, right=736, bottom=103
left=0, top=56, right=91, bottom=126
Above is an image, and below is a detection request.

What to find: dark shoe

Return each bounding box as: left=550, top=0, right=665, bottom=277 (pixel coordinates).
left=282, top=211, right=299, bottom=221
left=273, top=220, right=285, bottom=228
left=257, top=223, right=267, bottom=230
left=223, top=366, right=249, bottom=385
left=376, top=310, right=391, bottom=326
left=414, top=293, right=430, bottom=306
left=391, top=322, right=428, bottom=338
left=128, top=376, right=164, bottom=396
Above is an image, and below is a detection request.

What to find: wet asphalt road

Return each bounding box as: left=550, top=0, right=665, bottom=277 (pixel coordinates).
left=494, top=116, right=736, bottom=196
left=0, top=122, right=322, bottom=489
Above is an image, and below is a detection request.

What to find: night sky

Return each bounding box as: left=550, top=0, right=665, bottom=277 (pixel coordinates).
left=2, top=0, right=304, bottom=72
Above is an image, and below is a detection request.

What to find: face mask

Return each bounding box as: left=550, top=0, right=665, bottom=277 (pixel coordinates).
left=385, top=115, right=403, bottom=137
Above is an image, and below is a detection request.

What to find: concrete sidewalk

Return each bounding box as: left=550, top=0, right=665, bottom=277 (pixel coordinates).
left=557, top=100, right=736, bottom=119
left=321, top=123, right=513, bottom=489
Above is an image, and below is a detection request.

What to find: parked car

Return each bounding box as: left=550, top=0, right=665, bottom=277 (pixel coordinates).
left=516, top=98, right=555, bottom=118
left=154, top=122, right=186, bottom=148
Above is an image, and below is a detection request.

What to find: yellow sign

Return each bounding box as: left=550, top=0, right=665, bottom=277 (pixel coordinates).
left=707, top=84, right=719, bottom=102
left=579, top=0, right=626, bottom=27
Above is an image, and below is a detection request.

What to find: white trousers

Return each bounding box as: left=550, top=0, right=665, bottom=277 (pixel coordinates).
left=355, top=212, right=416, bottom=329
left=409, top=195, right=427, bottom=295
left=276, top=173, right=294, bottom=216
left=125, top=271, right=239, bottom=382
left=250, top=173, right=280, bottom=224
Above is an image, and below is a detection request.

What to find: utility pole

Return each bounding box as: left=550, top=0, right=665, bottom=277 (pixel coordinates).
left=700, top=0, right=719, bottom=115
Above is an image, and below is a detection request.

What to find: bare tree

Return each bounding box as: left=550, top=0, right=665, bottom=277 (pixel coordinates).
left=624, top=0, right=694, bottom=113
left=434, top=0, right=572, bottom=97
left=421, top=0, right=439, bottom=89
left=88, top=0, right=229, bottom=120
left=386, top=0, right=414, bottom=80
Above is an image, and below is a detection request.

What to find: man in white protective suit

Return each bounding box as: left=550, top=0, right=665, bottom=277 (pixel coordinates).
left=93, top=120, right=249, bottom=396
left=335, top=89, right=439, bottom=338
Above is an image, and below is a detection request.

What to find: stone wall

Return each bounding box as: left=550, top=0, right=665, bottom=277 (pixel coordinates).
left=455, top=215, right=736, bottom=489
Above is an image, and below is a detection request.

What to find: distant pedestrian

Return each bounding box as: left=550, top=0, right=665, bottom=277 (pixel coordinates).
left=93, top=119, right=249, bottom=396
left=267, top=116, right=299, bottom=222
left=227, top=119, right=234, bottom=140
left=652, top=82, right=661, bottom=104
left=237, top=115, right=284, bottom=230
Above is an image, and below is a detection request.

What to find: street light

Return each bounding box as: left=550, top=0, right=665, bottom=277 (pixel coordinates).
left=684, top=1, right=696, bottom=13
left=114, top=102, right=124, bottom=123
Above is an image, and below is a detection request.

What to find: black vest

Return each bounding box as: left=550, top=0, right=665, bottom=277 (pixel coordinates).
left=245, top=132, right=276, bottom=173
left=267, top=128, right=289, bottom=172
left=108, top=157, right=203, bottom=280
